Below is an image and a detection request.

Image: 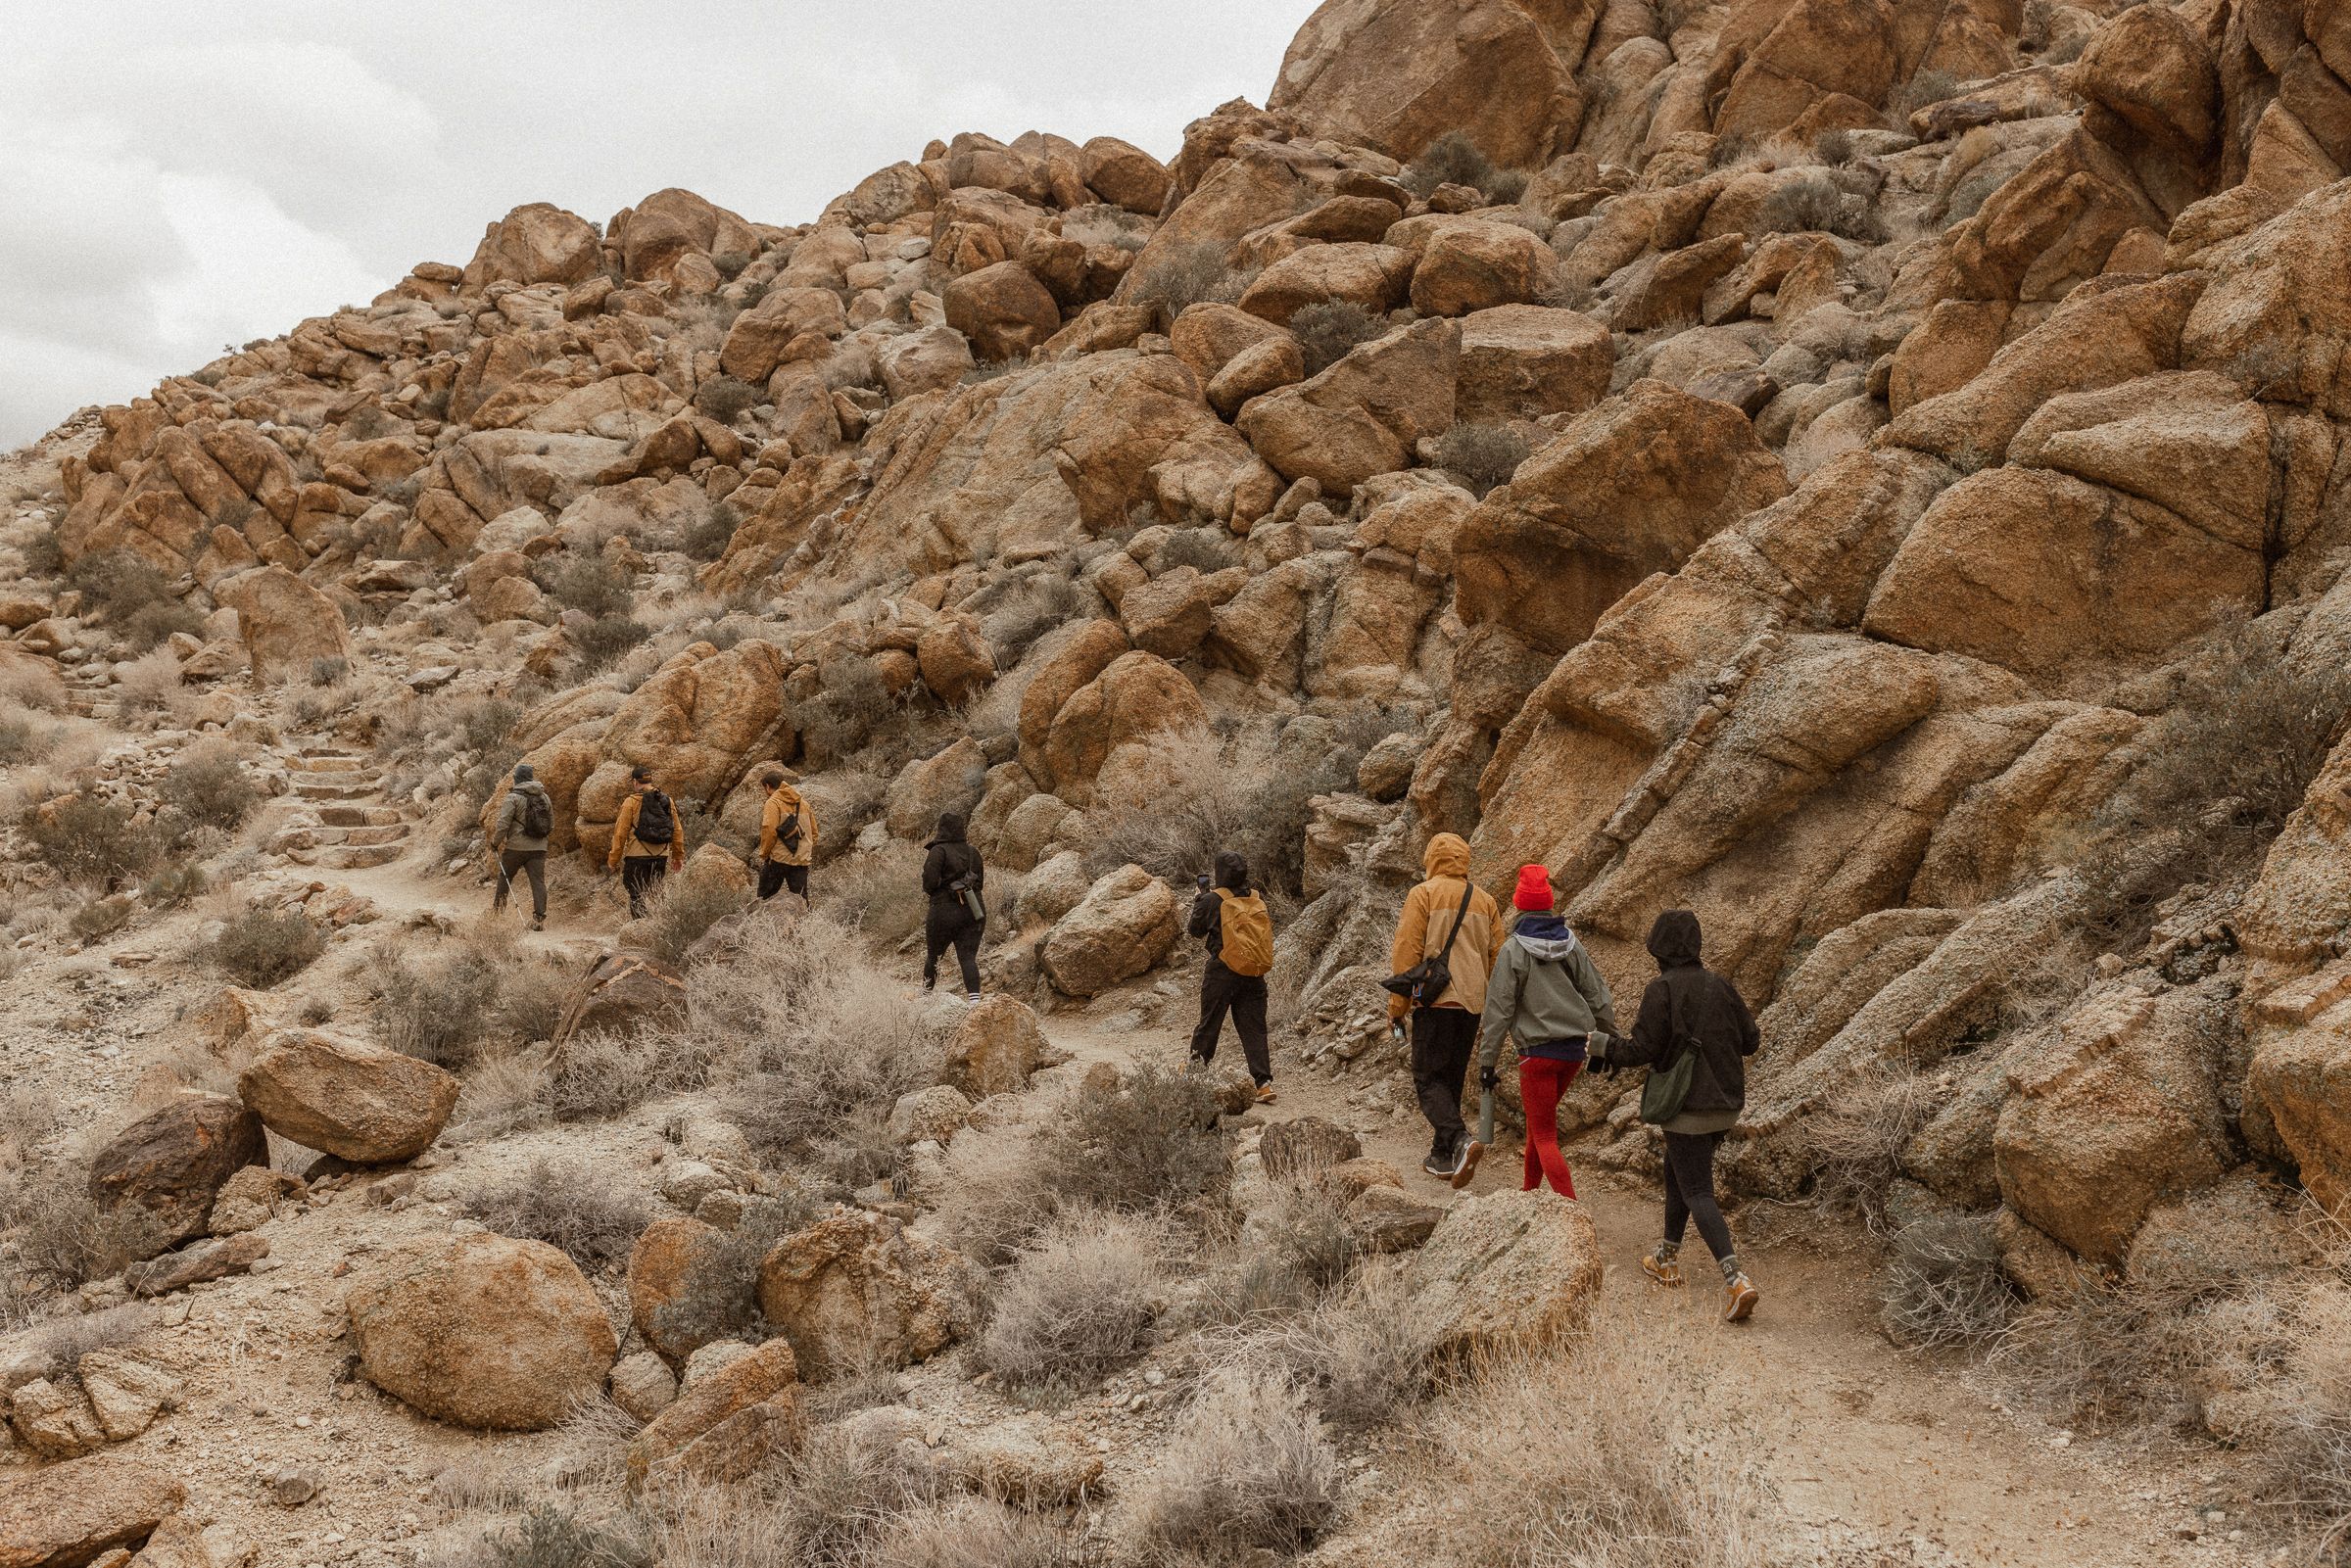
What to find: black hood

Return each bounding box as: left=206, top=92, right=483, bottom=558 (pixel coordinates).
left=1215, top=851, right=1250, bottom=891
left=1648, top=909, right=1703, bottom=970
left=931, top=813, right=967, bottom=845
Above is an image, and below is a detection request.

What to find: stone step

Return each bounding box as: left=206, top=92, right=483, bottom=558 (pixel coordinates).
left=327, top=825, right=408, bottom=848
left=286, top=756, right=366, bottom=775
left=294, top=783, right=379, bottom=802
left=317, top=805, right=404, bottom=829
left=304, top=843, right=407, bottom=871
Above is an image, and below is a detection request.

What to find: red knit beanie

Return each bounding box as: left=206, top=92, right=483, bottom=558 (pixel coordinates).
left=1513, top=864, right=1555, bottom=912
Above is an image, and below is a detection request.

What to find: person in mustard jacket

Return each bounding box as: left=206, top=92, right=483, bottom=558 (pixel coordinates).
left=1386, top=832, right=1502, bottom=1183
left=755, top=769, right=816, bottom=900
left=608, top=765, right=685, bottom=918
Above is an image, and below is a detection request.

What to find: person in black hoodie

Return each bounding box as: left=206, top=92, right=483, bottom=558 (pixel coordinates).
left=1590, top=909, right=1763, bottom=1322
left=1185, top=851, right=1275, bottom=1104
left=920, top=813, right=985, bottom=1002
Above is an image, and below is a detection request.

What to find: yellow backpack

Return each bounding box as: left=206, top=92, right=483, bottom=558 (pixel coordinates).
left=1216, top=889, right=1274, bottom=977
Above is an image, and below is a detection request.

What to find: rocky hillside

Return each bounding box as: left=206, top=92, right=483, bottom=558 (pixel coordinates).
left=4, top=0, right=2351, bottom=1562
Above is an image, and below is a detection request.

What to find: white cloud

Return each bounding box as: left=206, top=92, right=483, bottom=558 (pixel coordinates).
left=0, top=1, right=1319, bottom=447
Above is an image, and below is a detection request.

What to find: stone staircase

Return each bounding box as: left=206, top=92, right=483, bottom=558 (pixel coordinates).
left=57, top=666, right=117, bottom=724
left=280, top=748, right=413, bottom=872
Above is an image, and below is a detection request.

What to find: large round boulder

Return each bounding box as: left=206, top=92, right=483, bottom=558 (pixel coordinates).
left=1039, top=865, right=1181, bottom=997
left=754, top=1209, right=977, bottom=1380
left=1404, top=1189, right=1603, bottom=1355
left=85, top=1093, right=266, bottom=1258
left=942, top=995, right=1056, bottom=1098
left=348, top=1233, right=619, bottom=1431
left=236, top=1029, right=457, bottom=1164
left=226, top=566, right=349, bottom=685
left=943, top=261, right=1063, bottom=362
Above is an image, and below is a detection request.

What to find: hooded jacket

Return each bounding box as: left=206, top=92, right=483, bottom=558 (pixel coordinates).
left=1477, top=913, right=1621, bottom=1078
left=610, top=786, right=686, bottom=870
left=921, top=814, right=984, bottom=920
left=1187, top=852, right=1257, bottom=969
left=1386, top=833, right=1501, bottom=1019
left=758, top=784, right=816, bottom=868
left=1595, top=910, right=1759, bottom=1132
left=493, top=779, right=553, bottom=854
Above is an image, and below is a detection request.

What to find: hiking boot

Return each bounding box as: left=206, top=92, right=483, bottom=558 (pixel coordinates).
left=1641, top=1249, right=1684, bottom=1288
left=530, top=917, right=544, bottom=932
left=1723, top=1271, right=1759, bottom=1322
left=1449, top=1138, right=1485, bottom=1190
left=1253, top=1083, right=1276, bottom=1105
left=1421, top=1154, right=1454, bottom=1180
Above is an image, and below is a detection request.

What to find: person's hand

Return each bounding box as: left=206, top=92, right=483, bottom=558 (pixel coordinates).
left=1479, top=1069, right=1498, bottom=1090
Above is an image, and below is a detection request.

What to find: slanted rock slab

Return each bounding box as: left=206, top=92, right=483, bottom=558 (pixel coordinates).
left=0, top=1452, right=185, bottom=1568
left=236, top=1029, right=457, bottom=1164
left=1405, top=1189, right=1603, bottom=1355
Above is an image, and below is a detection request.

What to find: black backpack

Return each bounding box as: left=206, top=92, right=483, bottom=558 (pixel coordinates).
left=519, top=788, right=552, bottom=840
left=635, top=789, right=674, bottom=846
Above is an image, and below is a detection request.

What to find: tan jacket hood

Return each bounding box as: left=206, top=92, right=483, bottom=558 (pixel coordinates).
left=1422, top=832, right=1470, bottom=879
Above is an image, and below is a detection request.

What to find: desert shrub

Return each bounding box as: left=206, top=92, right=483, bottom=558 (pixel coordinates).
left=1129, top=242, right=1258, bottom=315
left=644, top=1194, right=814, bottom=1355
left=488, top=1506, right=648, bottom=1568
left=1035, top=1063, right=1230, bottom=1219
left=1245, top=1266, right=1449, bottom=1432
left=2221, top=1283, right=2351, bottom=1544
left=1755, top=172, right=1843, bottom=235
left=67, top=551, right=172, bottom=623
left=308, top=655, right=350, bottom=687
left=1431, top=421, right=1531, bottom=498
left=688, top=912, right=943, bottom=1179
left=1122, top=1367, right=1344, bottom=1565
left=0, top=1173, right=166, bottom=1319
left=1896, top=69, right=1962, bottom=116
left=20, top=795, right=165, bottom=886
left=812, top=839, right=931, bottom=947
left=1153, top=527, right=1236, bottom=575
left=1814, top=128, right=1858, bottom=166
left=1289, top=301, right=1388, bottom=377
left=0, top=712, right=52, bottom=765
left=1410, top=1321, right=1780, bottom=1567
left=1207, top=1174, right=1361, bottom=1323
left=111, top=648, right=184, bottom=715
left=871, top=1501, right=1090, bottom=1568
left=372, top=944, right=504, bottom=1066
left=550, top=1029, right=715, bottom=1123
left=1785, top=1059, right=1933, bottom=1229
left=2079, top=629, right=2351, bottom=956
left=573, top=613, right=651, bottom=673
left=156, top=738, right=258, bottom=832
left=539, top=553, right=637, bottom=618
left=682, top=499, right=744, bottom=563
left=449, top=1048, right=554, bottom=1142
left=633, top=874, right=749, bottom=969
left=20, top=1304, right=155, bottom=1381
left=140, top=863, right=208, bottom=909
left=973, top=571, right=1082, bottom=667
left=1991, top=1280, right=2209, bottom=1430
left=375, top=691, right=524, bottom=812
left=979, top=1210, right=1170, bottom=1399
left=693, top=375, right=762, bottom=424
left=208, top=906, right=326, bottom=988
left=0, top=664, right=64, bottom=714
left=69, top=897, right=132, bottom=940
left=460, top=1156, right=654, bottom=1273
left=20, top=529, right=64, bottom=580
left=796, top=653, right=904, bottom=765
left=123, top=597, right=204, bottom=653
left=1878, top=1212, right=2015, bottom=1351
left=1402, top=130, right=1515, bottom=204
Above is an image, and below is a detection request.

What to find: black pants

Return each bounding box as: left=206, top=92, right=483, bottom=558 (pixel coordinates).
left=758, top=861, right=808, bottom=900
left=1662, top=1130, right=1736, bottom=1264
left=622, top=855, right=667, bottom=918
left=924, top=907, right=983, bottom=995
left=495, top=849, right=547, bottom=921
left=1191, top=962, right=1271, bottom=1085
left=1411, top=1006, right=1479, bottom=1160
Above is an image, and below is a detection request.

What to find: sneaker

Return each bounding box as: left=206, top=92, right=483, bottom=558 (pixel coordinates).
left=1253, top=1083, right=1276, bottom=1105
left=966, top=993, right=981, bottom=1005
left=1723, top=1271, right=1759, bottom=1323
left=1641, top=1249, right=1684, bottom=1288
left=1449, top=1138, right=1485, bottom=1190
left=530, top=917, right=544, bottom=932
left=1421, top=1154, right=1454, bottom=1180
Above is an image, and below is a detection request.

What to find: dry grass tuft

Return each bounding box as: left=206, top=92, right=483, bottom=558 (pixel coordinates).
left=978, top=1209, right=1170, bottom=1400
left=1877, top=1212, right=2014, bottom=1352
left=1122, top=1365, right=1345, bottom=1565
left=459, top=1155, right=655, bottom=1274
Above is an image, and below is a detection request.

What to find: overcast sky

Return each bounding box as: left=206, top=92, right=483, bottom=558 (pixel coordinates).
left=0, top=0, right=1320, bottom=448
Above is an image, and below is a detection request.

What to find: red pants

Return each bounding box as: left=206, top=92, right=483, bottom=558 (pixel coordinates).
left=1520, top=1057, right=1582, bottom=1198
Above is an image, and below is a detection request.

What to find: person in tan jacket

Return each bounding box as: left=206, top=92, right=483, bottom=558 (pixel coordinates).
left=755, top=770, right=816, bottom=900
left=608, top=765, right=685, bottom=918
left=1387, top=832, right=1502, bottom=1182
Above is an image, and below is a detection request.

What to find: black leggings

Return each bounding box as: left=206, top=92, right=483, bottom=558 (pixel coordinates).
left=925, top=908, right=983, bottom=995
left=1661, top=1130, right=1735, bottom=1263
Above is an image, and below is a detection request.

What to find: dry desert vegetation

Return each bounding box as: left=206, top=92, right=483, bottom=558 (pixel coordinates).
left=3, top=0, right=2351, bottom=1563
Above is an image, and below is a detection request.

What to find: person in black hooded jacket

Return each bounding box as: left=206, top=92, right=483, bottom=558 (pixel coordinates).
left=1590, top=909, right=1763, bottom=1322
left=920, top=813, right=985, bottom=1002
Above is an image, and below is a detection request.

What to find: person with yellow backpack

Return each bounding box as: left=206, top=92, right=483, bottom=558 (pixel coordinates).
left=1186, top=851, right=1276, bottom=1104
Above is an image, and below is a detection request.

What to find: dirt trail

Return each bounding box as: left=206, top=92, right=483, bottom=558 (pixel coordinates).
left=1035, top=1013, right=2267, bottom=1568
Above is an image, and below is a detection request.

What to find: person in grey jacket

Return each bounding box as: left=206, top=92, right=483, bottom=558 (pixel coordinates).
left=1470, top=865, right=1620, bottom=1195
left=490, top=763, right=553, bottom=929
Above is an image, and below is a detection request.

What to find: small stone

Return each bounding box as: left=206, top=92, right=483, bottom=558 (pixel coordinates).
left=266, top=1465, right=319, bottom=1506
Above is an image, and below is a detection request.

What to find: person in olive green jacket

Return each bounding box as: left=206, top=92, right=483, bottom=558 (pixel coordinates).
left=1475, top=865, right=1620, bottom=1196
left=608, top=765, right=685, bottom=918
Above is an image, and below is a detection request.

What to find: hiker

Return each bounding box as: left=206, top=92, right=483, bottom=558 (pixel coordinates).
left=1590, top=909, right=1763, bottom=1322
left=1474, top=865, right=1620, bottom=1196
left=1384, top=832, right=1502, bottom=1184
left=1186, top=851, right=1276, bottom=1104
left=755, top=769, right=816, bottom=900
left=608, top=764, right=685, bottom=919
left=920, top=812, right=985, bottom=1002
left=489, top=763, right=553, bottom=931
